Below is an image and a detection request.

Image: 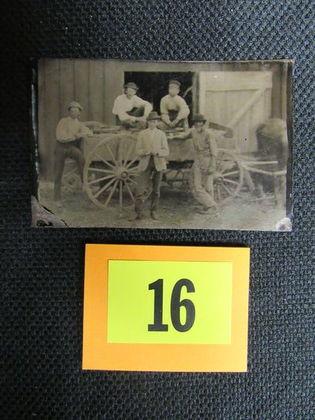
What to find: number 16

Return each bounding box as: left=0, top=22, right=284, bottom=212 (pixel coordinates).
left=148, top=278, right=195, bottom=332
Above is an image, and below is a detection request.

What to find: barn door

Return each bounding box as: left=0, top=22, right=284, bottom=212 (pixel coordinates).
left=199, top=71, right=272, bottom=153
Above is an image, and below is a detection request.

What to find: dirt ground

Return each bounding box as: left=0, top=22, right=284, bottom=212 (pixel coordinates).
left=37, top=180, right=287, bottom=231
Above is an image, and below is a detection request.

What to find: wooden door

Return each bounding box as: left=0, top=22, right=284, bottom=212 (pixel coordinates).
left=199, top=71, right=272, bottom=153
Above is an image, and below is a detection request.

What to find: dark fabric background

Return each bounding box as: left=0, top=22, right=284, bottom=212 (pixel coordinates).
left=1, top=0, right=313, bottom=418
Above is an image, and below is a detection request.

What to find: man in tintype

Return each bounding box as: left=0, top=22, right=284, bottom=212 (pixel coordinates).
left=54, top=101, right=92, bottom=203
left=159, top=79, right=190, bottom=129
left=174, top=114, right=218, bottom=213
left=112, top=82, right=152, bottom=128
left=134, top=111, right=169, bottom=220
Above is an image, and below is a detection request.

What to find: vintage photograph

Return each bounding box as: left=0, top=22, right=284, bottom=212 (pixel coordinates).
left=33, top=59, right=293, bottom=230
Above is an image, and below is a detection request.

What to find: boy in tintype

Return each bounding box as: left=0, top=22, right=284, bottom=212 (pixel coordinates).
left=54, top=101, right=91, bottom=203
left=134, top=111, right=169, bottom=220
left=159, top=79, right=190, bottom=129
left=174, top=114, right=218, bottom=213
left=112, top=82, right=152, bottom=128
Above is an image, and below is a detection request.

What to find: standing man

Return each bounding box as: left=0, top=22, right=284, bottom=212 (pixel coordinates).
left=54, top=101, right=92, bottom=202
left=174, top=114, right=219, bottom=213
left=112, top=82, right=152, bottom=128
left=159, top=79, right=190, bottom=129
left=134, top=111, right=169, bottom=220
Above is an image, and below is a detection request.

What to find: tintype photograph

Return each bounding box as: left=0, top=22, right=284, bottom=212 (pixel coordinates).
left=33, top=59, right=293, bottom=230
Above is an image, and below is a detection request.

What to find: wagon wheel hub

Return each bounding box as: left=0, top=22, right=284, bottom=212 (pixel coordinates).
left=115, top=167, right=130, bottom=180
left=213, top=173, right=224, bottom=181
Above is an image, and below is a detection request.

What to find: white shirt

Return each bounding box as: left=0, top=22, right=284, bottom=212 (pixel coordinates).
left=112, top=94, right=152, bottom=121
left=136, top=127, right=169, bottom=156
left=160, top=94, right=190, bottom=120
left=56, top=117, right=91, bottom=143
left=136, top=127, right=169, bottom=171
left=147, top=128, right=161, bottom=154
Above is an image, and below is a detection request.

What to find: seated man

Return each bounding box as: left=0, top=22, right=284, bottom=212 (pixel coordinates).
left=159, top=79, right=190, bottom=129
left=54, top=101, right=92, bottom=202
left=134, top=111, right=169, bottom=221
left=112, top=82, right=152, bottom=128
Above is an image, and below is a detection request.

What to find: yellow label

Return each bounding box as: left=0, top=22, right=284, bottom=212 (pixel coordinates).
left=107, top=260, right=232, bottom=344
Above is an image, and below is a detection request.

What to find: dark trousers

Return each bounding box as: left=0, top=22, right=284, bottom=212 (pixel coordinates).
left=135, top=157, right=163, bottom=216
left=158, top=110, right=188, bottom=129
left=116, top=107, right=146, bottom=129
left=54, top=140, right=85, bottom=200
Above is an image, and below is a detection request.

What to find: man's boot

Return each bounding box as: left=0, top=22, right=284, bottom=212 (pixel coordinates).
left=150, top=192, right=160, bottom=221
left=129, top=212, right=144, bottom=222
left=130, top=198, right=145, bottom=221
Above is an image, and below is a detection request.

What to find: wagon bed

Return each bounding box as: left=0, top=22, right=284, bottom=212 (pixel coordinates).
left=81, top=128, right=244, bottom=210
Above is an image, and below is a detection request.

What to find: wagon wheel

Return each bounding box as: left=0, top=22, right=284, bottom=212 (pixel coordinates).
left=83, top=139, right=139, bottom=210
left=213, top=149, right=244, bottom=205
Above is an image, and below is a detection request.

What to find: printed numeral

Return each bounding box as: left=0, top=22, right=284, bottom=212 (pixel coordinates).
left=148, top=278, right=195, bottom=332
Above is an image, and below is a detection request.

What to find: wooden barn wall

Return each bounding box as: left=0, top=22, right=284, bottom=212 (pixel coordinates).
left=38, top=59, right=110, bottom=179
left=38, top=59, right=288, bottom=180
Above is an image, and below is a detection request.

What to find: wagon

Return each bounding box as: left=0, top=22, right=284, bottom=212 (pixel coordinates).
left=77, top=126, right=245, bottom=211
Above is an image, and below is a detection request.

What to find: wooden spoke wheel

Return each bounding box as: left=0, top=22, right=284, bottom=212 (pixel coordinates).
left=83, top=139, right=139, bottom=209
left=213, top=149, right=244, bottom=204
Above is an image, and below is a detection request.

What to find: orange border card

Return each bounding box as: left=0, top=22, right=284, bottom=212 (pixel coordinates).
left=82, top=244, right=250, bottom=372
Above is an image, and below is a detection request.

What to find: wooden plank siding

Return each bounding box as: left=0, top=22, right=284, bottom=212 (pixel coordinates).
left=38, top=59, right=112, bottom=179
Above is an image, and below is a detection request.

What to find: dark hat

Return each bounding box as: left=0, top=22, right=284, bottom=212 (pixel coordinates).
left=68, top=101, right=83, bottom=111
left=168, top=79, right=181, bottom=87
left=124, top=82, right=139, bottom=91
left=147, top=111, right=161, bottom=121
left=192, top=114, right=207, bottom=123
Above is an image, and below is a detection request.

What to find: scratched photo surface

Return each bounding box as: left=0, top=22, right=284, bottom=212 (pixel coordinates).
left=32, top=59, right=293, bottom=231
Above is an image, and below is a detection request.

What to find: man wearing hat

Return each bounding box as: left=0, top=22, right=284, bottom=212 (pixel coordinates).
left=112, top=82, right=152, bottom=128
left=159, top=79, right=190, bottom=129
left=133, top=111, right=169, bottom=220
left=173, top=114, right=218, bottom=213
left=54, top=101, right=92, bottom=202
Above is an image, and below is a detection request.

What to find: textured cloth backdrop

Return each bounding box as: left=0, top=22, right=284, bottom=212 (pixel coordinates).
left=1, top=0, right=313, bottom=418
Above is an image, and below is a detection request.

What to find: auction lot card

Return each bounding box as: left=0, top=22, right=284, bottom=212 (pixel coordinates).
left=32, top=59, right=292, bottom=231
left=82, top=244, right=250, bottom=372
